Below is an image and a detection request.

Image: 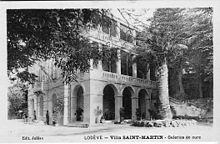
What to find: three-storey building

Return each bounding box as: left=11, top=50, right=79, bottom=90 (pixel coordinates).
left=28, top=14, right=158, bottom=125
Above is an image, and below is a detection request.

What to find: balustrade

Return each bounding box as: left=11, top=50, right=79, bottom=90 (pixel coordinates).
left=87, top=28, right=136, bottom=49
left=102, top=71, right=157, bottom=88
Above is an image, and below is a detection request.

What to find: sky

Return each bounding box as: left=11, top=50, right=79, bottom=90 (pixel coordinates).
left=111, top=8, right=155, bottom=30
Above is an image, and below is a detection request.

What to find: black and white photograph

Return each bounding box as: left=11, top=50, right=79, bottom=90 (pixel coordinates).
left=0, top=1, right=219, bottom=143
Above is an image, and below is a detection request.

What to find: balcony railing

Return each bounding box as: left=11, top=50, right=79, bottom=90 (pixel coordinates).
left=83, top=28, right=136, bottom=50
left=101, top=71, right=157, bottom=88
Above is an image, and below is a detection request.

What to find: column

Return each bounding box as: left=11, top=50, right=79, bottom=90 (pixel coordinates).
left=115, top=95, right=123, bottom=122
left=131, top=97, right=138, bottom=120
left=132, top=29, right=136, bottom=45
left=90, top=59, right=94, bottom=70
left=83, top=93, right=90, bottom=123
left=132, top=55, right=137, bottom=78
left=41, top=81, right=44, bottom=91
left=28, top=99, right=34, bottom=119
left=145, top=89, right=152, bottom=120
left=147, top=64, right=151, bottom=80
left=91, top=93, right=103, bottom=125
left=98, top=43, right=103, bottom=71
left=34, top=97, right=38, bottom=119
left=63, top=84, right=70, bottom=125
left=116, top=49, right=121, bottom=74
left=116, top=21, right=120, bottom=39
left=37, top=96, right=40, bottom=119
left=70, top=95, right=77, bottom=123
left=89, top=40, right=94, bottom=70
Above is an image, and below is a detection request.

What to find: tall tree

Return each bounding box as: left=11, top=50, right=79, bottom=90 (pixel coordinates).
left=7, top=9, right=116, bottom=84
left=184, top=8, right=213, bottom=98
left=138, top=8, right=189, bottom=119
left=136, top=8, right=213, bottom=119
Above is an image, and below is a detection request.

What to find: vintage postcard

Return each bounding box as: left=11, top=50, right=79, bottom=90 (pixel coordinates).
left=0, top=0, right=219, bottom=143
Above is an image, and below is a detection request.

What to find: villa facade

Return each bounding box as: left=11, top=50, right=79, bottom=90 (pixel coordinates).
left=28, top=15, right=158, bottom=125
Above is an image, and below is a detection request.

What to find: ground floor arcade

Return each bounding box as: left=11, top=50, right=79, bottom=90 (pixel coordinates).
left=28, top=79, right=157, bottom=125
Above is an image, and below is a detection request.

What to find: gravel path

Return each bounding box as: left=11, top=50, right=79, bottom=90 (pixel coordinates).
left=0, top=119, right=214, bottom=142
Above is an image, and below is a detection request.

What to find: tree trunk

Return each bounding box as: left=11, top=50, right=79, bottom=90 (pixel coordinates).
left=158, top=60, right=172, bottom=120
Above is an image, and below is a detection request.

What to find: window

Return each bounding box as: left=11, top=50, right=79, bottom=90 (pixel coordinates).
left=136, top=31, right=143, bottom=46
left=110, top=20, right=117, bottom=37
left=102, top=17, right=117, bottom=37
left=102, top=44, right=117, bottom=73
left=121, top=50, right=132, bottom=76
left=120, top=24, right=133, bottom=43
left=91, top=42, right=99, bottom=68
left=102, top=16, right=110, bottom=34
left=91, top=17, right=99, bottom=29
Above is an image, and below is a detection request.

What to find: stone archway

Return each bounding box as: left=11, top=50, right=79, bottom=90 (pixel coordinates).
left=103, top=84, right=116, bottom=120
left=122, top=87, right=134, bottom=119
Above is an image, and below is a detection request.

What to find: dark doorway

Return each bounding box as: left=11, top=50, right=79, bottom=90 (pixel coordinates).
left=103, top=85, right=115, bottom=120
left=76, top=86, right=84, bottom=121
left=138, top=89, right=147, bottom=119
left=122, top=87, right=132, bottom=119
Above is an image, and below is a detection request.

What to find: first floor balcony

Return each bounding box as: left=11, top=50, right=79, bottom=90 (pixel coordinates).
left=90, top=69, right=157, bottom=89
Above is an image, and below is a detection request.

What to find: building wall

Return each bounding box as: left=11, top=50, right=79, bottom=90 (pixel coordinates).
left=28, top=15, right=158, bottom=125
left=28, top=79, right=64, bottom=124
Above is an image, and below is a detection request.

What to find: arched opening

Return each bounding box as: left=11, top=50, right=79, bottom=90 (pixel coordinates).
left=39, top=96, right=43, bottom=117
left=138, top=89, right=147, bottom=119
left=103, top=85, right=115, bottom=120
left=73, top=85, right=84, bottom=122
left=122, top=87, right=133, bottom=119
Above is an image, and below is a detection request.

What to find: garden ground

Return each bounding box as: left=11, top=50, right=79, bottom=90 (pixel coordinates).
left=0, top=119, right=215, bottom=142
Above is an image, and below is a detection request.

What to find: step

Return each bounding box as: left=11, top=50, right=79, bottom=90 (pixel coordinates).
left=66, top=123, right=89, bottom=128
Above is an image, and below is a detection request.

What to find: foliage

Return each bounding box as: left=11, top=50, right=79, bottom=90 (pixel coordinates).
left=184, top=8, right=213, bottom=82
left=8, top=83, right=28, bottom=119
left=7, top=9, right=118, bottom=84
left=136, top=8, right=213, bottom=98
left=53, top=98, right=64, bottom=114
left=141, top=8, right=188, bottom=67
left=144, top=8, right=189, bottom=119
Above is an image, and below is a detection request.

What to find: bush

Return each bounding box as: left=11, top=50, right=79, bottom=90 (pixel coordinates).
left=131, top=119, right=197, bottom=128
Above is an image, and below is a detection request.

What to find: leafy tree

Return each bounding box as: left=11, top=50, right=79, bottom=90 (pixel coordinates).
left=8, top=82, right=28, bottom=119
left=136, top=8, right=213, bottom=119
left=137, top=8, right=190, bottom=119
left=7, top=9, right=117, bottom=84
left=184, top=8, right=213, bottom=98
